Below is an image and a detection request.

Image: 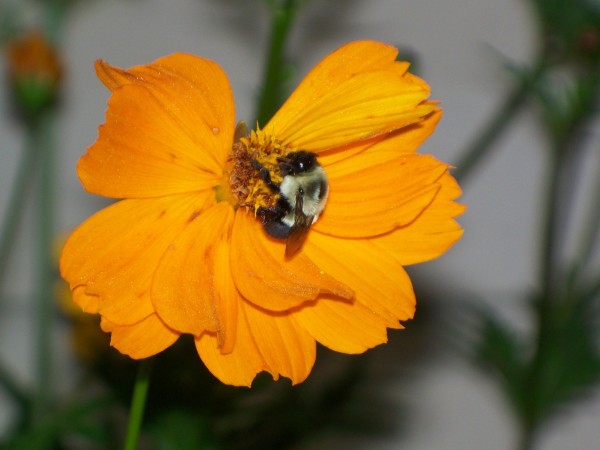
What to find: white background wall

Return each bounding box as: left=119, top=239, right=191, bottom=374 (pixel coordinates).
left=1, top=0, right=600, bottom=448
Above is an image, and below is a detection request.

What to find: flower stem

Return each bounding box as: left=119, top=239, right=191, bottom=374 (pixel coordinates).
left=0, top=125, right=38, bottom=289
left=123, top=358, right=154, bottom=450
left=255, top=0, right=302, bottom=126
left=566, top=134, right=600, bottom=289
left=33, top=112, right=56, bottom=425
left=454, top=55, right=547, bottom=183
left=514, top=150, right=562, bottom=450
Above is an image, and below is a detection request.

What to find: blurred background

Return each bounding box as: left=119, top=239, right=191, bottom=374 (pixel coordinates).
left=1, top=0, right=600, bottom=449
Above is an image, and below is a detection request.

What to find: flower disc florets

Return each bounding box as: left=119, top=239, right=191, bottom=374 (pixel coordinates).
left=227, top=128, right=292, bottom=213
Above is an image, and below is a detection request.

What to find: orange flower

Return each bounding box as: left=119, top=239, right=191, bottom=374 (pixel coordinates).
left=60, top=41, right=464, bottom=386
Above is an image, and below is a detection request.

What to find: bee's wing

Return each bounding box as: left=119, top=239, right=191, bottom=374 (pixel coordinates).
left=285, top=191, right=314, bottom=258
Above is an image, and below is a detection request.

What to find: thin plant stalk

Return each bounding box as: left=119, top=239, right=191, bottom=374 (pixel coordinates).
left=454, top=55, right=548, bottom=183
left=567, top=140, right=600, bottom=291
left=517, top=151, right=563, bottom=450
left=254, top=0, right=302, bottom=126
left=32, top=112, right=56, bottom=425
left=123, top=358, right=154, bottom=450
left=0, top=128, right=38, bottom=288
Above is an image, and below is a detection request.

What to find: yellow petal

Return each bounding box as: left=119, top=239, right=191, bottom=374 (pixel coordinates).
left=230, top=210, right=352, bottom=311
left=314, top=153, right=448, bottom=238
left=80, top=55, right=235, bottom=199
left=209, top=234, right=240, bottom=354
left=242, top=301, right=315, bottom=385
left=72, top=285, right=99, bottom=313
left=196, top=299, right=316, bottom=386
left=152, top=202, right=235, bottom=338
left=267, top=40, right=402, bottom=129
left=195, top=300, right=266, bottom=387
left=304, top=232, right=415, bottom=328
left=60, top=192, right=213, bottom=325
left=94, top=60, right=136, bottom=91
left=101, top=314, right=179, bottom=359
left=373, top=172, right=465, bottom=265
left=266, top=41, right=433, bottom=151
left=294, top=298, right=391, bottom=354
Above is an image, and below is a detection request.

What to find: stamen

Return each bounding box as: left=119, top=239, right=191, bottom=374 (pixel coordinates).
left=226, top=127, right=293, bottom=213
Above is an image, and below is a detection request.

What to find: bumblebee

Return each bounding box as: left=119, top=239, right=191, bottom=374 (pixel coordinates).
left=254, top=151, right=328, bottom=257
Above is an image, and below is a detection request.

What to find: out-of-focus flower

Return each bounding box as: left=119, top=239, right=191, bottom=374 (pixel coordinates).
left=60, top=41, right=464, bottom=386
left=5, top=30, right=63, bottom=116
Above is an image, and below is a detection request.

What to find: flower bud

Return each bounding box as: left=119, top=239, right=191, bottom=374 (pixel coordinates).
left=5, top=30, right=63, bottom=117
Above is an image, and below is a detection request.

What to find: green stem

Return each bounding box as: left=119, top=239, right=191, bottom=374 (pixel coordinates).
left=33, top=112, right=56, bottom=425
left=0, top=127, right=38, bottom=289
left=124, top=358, right=154, bottom=450
left=567, top=129, right=600, bottom=289
left=45, top=0, right=65, bottom=44
left=0, top=361, right=29, bottom=409
left=454, top=56, right=548, bottom=183
left=254, top=0, right=301, bottom=126
left=539, top=150, right=564, bottom=300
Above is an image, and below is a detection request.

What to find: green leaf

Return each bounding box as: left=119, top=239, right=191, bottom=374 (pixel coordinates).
left=470, top=308, right=528, bottom=412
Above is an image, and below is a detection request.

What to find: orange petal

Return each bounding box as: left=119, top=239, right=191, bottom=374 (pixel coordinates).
left=294, top=298, right=392, bottom=354
left=316, top=107, right=441, bottom=168
left=266, top=41, right=433, bottom=151
left=195, top=300, right=267, bottom=387
left=314, top=153, right=448, bottom=238
left=373, top=172, right=465, bottom=265
left=267, top=40, right=402, bottom=128
left=196, top=299, right=315, bottom=386
left=72, top=285, right=99, bottom=313
left=152, top=202, right=235, bottom=339
left=60, top=192, right=213, bottom=326
left=208, top=234, right=240, bottom=354
left=80, top=55, right=235, bottom=199
left=242, top=301, right=315, bottom=385
left=100, top=314, right=179, bottom=359
left=95, top=60, right=137, bottom=91
left=304, top=232, right=415, bottom=328
left=230, top=210, right=352, bottom=311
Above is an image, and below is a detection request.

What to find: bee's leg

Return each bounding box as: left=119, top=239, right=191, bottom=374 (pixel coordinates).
left=252, top=160, right=280, bottom=192
left=257, top=206, right=291, bottom=239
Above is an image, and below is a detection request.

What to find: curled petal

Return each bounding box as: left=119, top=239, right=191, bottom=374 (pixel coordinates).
left=60, top=192, right=213, bottom=325
left=242, top=301, right=315, bottom=385
left=373, top=172, right=465, bottom=265
left=304, top=233, right=415, bottom=328
left=152, top=202, right=235, bottom=338
left=72, top=285, right=99, bottom=314
left=294, top=298, right=392, bottom=354
left=195, top=301, right=267, bottom=387
left=266, top=41, right=433, bottom=152
left=208, top=235, right=240, bottom=354
left=315, top=153, right=448, bottom=238
left=80, top=55, right=235, bottom=199
left=196, top=300, right=316, bottom=386
left=230, top=210, right=352, bottom=311
left=101, top=314, right=179, bottom=359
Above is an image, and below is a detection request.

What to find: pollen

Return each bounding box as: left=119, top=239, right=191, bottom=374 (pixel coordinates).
left=226, top=127, right=291, bottom=213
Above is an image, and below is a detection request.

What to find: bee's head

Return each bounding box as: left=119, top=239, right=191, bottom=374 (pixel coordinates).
left=277, top=151, right=317, bottom=176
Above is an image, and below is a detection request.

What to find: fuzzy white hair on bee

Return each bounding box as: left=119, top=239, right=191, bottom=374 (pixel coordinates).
left=254, top=151, right=329, bottom=258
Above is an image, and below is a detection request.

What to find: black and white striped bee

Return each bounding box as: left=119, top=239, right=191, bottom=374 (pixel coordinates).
left=254, top=151, right=328, bottom=257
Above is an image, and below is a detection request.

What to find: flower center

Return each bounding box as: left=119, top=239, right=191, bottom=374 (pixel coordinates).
left=219, top=123, right=292, bottom=214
